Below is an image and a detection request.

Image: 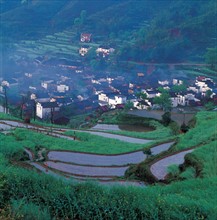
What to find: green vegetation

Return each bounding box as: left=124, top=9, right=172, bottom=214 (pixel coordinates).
left=174, top=111, right=217, bottom=151
left=1, top=155, right=217, bottom=219
left=109, top=123, right=173, bottom=140
left=205, top=47, right=217, bottom=69
left=0, top=110, right=217, bottom=218
left=125, top=111, right=217, bottom=185
left=0, top=113, right=22, bottom=121
left=2, top=0, right=216, bottom=64
left=153, top=88, right=172, bottom=112
left=11, top=128, right=147, bottom=154
left=1, top=0, right=217, bottom=217
left=97, top=112, right=174, bottom=140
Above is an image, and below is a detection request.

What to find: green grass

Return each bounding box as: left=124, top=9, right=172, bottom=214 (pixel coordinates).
left=0, top=111, right=217, bottom=219
left=12, top=128, right=149, bottom=154
left=0, top=113, right=22, bottom=121
left=2, top=158, right=217, bottom=219
left=174, top=111, right=217, bottom=151
left=109, top=126, right=173, bottom=140
left=179, top=67, right=217, bottom=80
left=13, top=28, right=81, bottom=60
left=190, top=141, right=217, bottom=178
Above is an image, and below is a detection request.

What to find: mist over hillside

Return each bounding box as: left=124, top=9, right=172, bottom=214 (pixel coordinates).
left=0, top=0, right=216, bottom=78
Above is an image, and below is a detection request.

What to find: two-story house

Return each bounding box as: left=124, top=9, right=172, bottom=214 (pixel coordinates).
left=36, top=101, right=59, bottom=119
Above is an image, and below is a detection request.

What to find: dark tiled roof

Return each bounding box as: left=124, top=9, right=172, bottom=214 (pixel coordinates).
left=39, top=102, right=59, bottom=108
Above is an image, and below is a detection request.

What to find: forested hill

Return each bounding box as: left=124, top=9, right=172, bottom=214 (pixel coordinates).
left=1, top=0, right=216, bottom=63
left=0, top=0, right=126, bottom=39
left=116, top=0, right=217, bottom=62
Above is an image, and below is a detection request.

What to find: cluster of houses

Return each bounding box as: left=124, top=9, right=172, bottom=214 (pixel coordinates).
left=95, top=75, right=217, bottom=110
left=0, top=73, right=217, bottom=122
left=1, top=69, right=217, bottom=124
left=79, top=33, right=115, bottom=58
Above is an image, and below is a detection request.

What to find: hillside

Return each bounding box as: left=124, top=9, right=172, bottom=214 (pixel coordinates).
left=1, top=0, right=216, bottom=64
left=117, top=0, right=217, bottom=63
left=0, top=0, right=125, bottom=40
left=0, top=111, right=217, bottom=219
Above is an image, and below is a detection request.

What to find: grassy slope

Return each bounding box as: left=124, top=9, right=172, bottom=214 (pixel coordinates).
left=175, top=111, right=217, bottom=151
left=7, top=128, right=148, bottom=154
left=0, top=111, right=217, bottom=218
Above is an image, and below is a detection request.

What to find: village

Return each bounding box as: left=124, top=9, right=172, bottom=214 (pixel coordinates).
left=0, top=33, right=217, bottom=124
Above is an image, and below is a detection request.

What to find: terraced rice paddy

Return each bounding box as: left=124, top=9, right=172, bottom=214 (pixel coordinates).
left=13, top=29, right=100, bottom=59
left=45, top=161, right=129, bottom=178
left=150, top=149, right=194, bottom=180
left=1, top=119, right=180, bottom=183
left=47, top=151, right=146, bottom=166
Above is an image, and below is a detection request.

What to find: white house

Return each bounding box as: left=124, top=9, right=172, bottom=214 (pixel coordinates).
left=177, top=94, right=187, bottom=106
left=30, top=93, right=37, bottom=100
left=158, top=80, right=169, bottom=86
left=108, top=95, right=127, bottom=108
left=79, top=46, right=90, bottom=56
left=135, top=100, right=151, bottom=110
left=142, top=89, right=161, bottom=98
left=187, top=86, right=199, bottom=93
left=57, top=84, right=69, bottom=93
left=41, top=80, right=54, bottom=89
left=170, top=97, right=178, bottom=107
left=36, top=101, right=59, bottom=119
left=96, top=46, right=115, bottom=57
left=98, top=93, right=109, bottom=102
left=173, top=79, right=183, bottom=85
left=170, top=93, right=190, bottom=107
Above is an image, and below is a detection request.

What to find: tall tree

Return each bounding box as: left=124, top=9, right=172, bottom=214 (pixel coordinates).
left=205, top=47, right=217, bottom=69
left=2, top=85, right=8, bottom=114
left=154, top=88, right=172, bottom=112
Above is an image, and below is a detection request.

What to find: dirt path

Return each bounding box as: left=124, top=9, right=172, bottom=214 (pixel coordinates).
left=150, top=149, right=194, bottom=180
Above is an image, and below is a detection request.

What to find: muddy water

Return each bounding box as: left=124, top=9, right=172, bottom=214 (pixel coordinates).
left=150, top=149, right=194, bottom=180
left=118, top=124, right=154, bottom=132
left=151, top=142, right=174, bottom=155
left=46, top=161, right=129, bottom=177
left=48, top=151, right=146, bottom=166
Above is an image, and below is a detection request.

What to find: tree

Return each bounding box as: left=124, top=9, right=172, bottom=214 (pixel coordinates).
left=74, top=10, right=87, bottom=34
left=124, top=101, right=134, bottom=111
left=136, top=92, right=147, bottom=100
left=80, top=10, right=87, bottom=24
left=205, top=47, right=217, bottom=69
left=204, top=102, right=215, bottom=111
left=2, top=85, right=8, bottom=114
left=143, top=148, right=152, bottom=158
left=154, top=88, right=172, bottom=112
left=171, top=84, right=187, bottom=93
left=162, top=112, right=171, bottom=126
left=180, top=122, right=189, bottom=133
left=206, top=90, right=212, bottom=99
